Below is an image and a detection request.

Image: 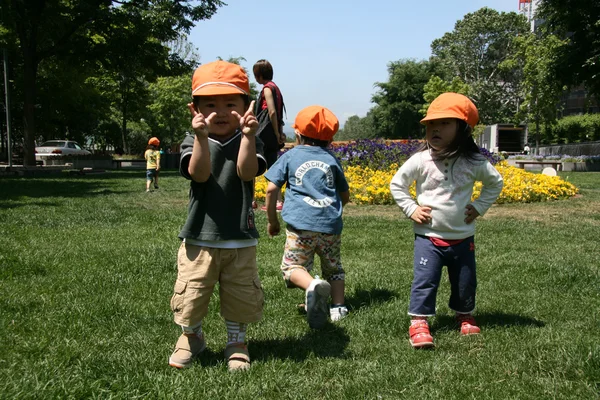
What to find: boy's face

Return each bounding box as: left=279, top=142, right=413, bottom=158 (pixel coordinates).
left=195, top=94, right=246, bottom=137
left=425, top=118, right=458, bottom=151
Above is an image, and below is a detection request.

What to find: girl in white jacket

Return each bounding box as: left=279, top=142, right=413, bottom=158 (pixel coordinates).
left=390, top=93, right=503, bottom=349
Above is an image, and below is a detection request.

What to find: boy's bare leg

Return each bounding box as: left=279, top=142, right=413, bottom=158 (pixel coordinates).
left=289, top=268, right=313, bottom=290
left=329, top=280, right=345, bottom=305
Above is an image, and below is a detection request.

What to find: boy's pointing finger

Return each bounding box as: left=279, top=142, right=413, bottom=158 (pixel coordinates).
left=245, top=100, right=256, bottom=117
left=187, top=103, right=197, bottom=117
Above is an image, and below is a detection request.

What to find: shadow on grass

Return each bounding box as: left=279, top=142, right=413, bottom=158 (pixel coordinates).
left=431, top=312, right=545, bottom=333
left=191, top=325, right=350, bottom=367
left=345, top=287, right=398, bottom=312
left=0, top=170, right=181, bottom=205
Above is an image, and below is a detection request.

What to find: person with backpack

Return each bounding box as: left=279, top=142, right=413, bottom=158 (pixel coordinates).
left=253, top=59, right=286, bottom=211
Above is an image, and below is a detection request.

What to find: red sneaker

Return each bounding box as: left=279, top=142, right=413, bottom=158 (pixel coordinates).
left=457, top=314, right=481, bottom=335
left=409, top=320, right=434, bottom=348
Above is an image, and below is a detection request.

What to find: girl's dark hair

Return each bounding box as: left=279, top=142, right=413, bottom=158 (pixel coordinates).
left=253, top=59, right=273, bottom=80
left=298, top=134, right=329, bottom=148
left=192, top=94, right=250, bottom=111
left=417, top=119, right=481, bottom=161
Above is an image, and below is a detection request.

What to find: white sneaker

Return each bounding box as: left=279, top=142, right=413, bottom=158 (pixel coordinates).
left=330, top=305, right=348, bottom=322
left=305, top=279, right=331, bottom=329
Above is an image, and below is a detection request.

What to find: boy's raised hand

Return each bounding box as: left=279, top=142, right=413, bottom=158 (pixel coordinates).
left=231, top=100, right=258, bottom=136
left=188, top=103, right=214, bottom=138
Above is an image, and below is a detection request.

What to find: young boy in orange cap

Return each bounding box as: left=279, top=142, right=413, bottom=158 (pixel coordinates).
left=144, top=137, right=161, bottom=192
left=168, top=60, right=267, bottom=371
left=264, top=105, right=350, bottom=329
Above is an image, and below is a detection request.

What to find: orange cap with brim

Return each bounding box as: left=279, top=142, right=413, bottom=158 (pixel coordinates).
left=191, top=60, right=250, bottom=96
left=420, top=92, right=479, bottom=128
left=148, top=137, right=160, bottom=146
left=293, top=105, right=339, bottom=142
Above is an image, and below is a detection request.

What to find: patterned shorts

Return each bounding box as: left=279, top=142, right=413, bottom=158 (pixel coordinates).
left=280, top=226, right=345, bottom=287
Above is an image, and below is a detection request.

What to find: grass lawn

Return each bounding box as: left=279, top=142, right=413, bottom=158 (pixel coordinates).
left=1, top=170, right=599, bottom=399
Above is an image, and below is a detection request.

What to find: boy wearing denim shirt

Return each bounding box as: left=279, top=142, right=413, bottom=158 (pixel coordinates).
left=264, top=105, right=350, bottom=329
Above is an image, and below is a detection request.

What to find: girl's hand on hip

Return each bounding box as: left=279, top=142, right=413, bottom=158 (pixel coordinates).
left=410, top=206, right=432, bottom=224
left=188, top=103, right=214, bottom=138
left=464, top=204, right=480, bottom=224
left=232, top=101, right=258, bottom=137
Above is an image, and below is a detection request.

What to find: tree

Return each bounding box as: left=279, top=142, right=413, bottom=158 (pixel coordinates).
left=537, top=0, right=600, bottom=101
left=371, top=59, right=439, bottom=139
left=0, top=0, right=224, bottom=165
left=430, top=7, right=529, bottom=125
left=504, top=33, right=567, bottom=151
left=146, top=74, right=191, bottom=149
left=420, top=76, right=471, bottom=116
left=337, top=112, right=377, bottom=141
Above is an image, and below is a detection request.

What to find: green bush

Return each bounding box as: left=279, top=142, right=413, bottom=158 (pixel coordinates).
left=553, top=114, right=600, bottom=143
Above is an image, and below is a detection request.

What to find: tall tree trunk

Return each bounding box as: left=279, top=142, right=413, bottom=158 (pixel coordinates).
left=22, top=42, right=38, bottom=166
left=121, top=82, right=128, bottom=154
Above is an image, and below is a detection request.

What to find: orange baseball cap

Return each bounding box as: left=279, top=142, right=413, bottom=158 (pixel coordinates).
left=420, top=92, right=479, bottom=128
left=191, top=60, right=250, bottom=96
left=148, top=137, right=160, bottom=146
left=293, top=105, right=339, bottom=141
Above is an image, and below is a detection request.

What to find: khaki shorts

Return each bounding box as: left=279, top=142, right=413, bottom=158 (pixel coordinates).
left=281, top=227, right=345, bottom=287
left=170, top=242, right=264, bottom=326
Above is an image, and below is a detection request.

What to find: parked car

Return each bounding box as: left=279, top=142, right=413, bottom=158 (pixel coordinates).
left=35, top=140, right=91, bottom=160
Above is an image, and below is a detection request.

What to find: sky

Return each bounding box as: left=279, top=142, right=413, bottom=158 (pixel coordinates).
left=189, top=0, right=521, bottom=132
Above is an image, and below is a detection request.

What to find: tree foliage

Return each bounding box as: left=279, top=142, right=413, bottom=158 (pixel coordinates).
left=537, top=0, right=600, bottom=100
left=0, top=0, right=224, bottom=165
left=431, top=7, right=529, bottom=124
left=337, top=112, right=377, bottom=141
left=503, top=32, right=567, bottom=148
left=146, top=74, right=191, bottom=149
left=420, top=76, right=471, bottom=116
left=371, top=59, right=439, bottom=139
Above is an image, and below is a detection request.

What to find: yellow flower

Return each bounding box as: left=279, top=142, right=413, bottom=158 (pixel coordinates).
left=254, top=161, right=578, bottom=206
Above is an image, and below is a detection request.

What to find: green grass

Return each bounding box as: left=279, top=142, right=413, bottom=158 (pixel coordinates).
left=1, top=170, right=599, bottom=399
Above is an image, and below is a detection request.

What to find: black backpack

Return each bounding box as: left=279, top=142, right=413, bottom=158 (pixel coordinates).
left=255, top=81, right=287, bottom=151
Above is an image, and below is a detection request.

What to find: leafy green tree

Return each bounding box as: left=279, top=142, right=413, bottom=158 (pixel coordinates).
left=146, top=74, right=191, bottom=149
left=371, top=59, right=439, bottom=139
left=420, top=76, right=471, bottom=116
left=503, top=33, right=567, bottom=151
left=537, top=0, right=600, bottom=101
left=337, top=112, right=377, bottom=141
left=0, top=0, right=224, bottom=165
left=430, top=7, right=529, bottom=125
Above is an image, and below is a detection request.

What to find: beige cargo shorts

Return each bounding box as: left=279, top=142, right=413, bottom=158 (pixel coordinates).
left=170, top=242, right=264, bottom=326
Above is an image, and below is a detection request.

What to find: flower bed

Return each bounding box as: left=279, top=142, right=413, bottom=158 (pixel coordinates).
left=254, top=140, right=579, bottom=205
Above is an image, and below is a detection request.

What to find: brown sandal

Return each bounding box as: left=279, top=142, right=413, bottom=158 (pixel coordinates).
left=224, top=344, right=250, bottom=372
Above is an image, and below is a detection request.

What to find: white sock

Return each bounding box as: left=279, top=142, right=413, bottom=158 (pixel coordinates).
left=181, top=321, right=203, bottom=337
left=225, top=320, right=247, bottom=346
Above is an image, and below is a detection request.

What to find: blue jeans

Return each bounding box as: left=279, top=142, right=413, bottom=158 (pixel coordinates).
left=409, top=235, right=477, bottom=316
left=146, top=169, right=157, bottom=181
